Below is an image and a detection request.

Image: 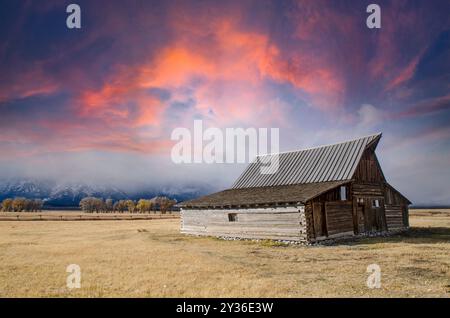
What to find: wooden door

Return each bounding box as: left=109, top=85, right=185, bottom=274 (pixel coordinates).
left=366, top=203, right=377, bottom=232
left=362, top=198, right=385, bottom=232
left=312, top=202, right=327, bottom=237
left=376, top=198, right=387, bottom=231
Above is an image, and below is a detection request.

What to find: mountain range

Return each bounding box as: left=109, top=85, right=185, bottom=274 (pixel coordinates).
left=0, top=179, right=210, bottom=207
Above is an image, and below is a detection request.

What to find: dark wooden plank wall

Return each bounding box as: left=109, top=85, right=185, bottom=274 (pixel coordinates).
left=384, top=185, right=409, bottom=229
left=352, top=183, right=384, bottom=197
left=312, top=202, right=327, bottom=237
left=306, top=186, right=354, bottom=239
left=353, top=149, right=385, bottom=183
left=364, top=197, right=387, bottom=232
left=384, top=205, right=404, bottom=229
left=351, top=148, right=389, bottom=233
left=280, top=145, right=409, bottom=239
left=324, top=201, right=354, bottom=236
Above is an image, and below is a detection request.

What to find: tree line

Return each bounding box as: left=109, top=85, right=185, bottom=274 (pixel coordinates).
left=0, top=196, right=177, bottom=213
left=1, top=198, right=44, bottom=212
left=79, top=196, right=177, bottom=213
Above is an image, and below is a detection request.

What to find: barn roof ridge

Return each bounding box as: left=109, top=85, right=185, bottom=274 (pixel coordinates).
left=256, top=132, right=382, bottom=157
left=232, top=132, right=382, bottom=188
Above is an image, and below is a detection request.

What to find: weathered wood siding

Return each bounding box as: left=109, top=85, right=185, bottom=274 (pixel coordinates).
left=305, top=186, right=354, bottom=240
left=304, top=203, right=315, bottom=241
left=352, top=183, right=384, bottom=197
left=351, top=147, right=392, bottom=233
left=353, top=148, right=385, bottom=182
left=362, top=197, right=387, bottom=232
left=325, top=201, right=354, bottom=236
left=384, top=205, right=405, bottom=229
left=181, top=206, right=306, bottom=242
left=306, top=201, right=354, bottom=240
left=384, top=185, right=409, bottom=229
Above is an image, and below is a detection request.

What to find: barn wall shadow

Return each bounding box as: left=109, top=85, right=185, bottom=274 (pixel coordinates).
left=337, top=227, right=450, bottom=246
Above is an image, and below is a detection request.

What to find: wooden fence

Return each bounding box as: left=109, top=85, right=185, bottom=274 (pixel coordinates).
left=0, top=213, right=179, bottom=221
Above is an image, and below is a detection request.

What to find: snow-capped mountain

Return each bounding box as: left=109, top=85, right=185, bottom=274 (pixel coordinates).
left=46, top=183, right=129, bottom=206
left=0, top=179, right=53, bottom=199
left=0, top=179, right=210, bottom=207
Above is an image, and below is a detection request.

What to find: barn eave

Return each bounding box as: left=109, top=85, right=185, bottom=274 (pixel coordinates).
left=178, top=180, right=350, bottom=209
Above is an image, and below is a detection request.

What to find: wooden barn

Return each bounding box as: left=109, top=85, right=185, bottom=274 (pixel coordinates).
left=179, top=133, right=411, bottom=243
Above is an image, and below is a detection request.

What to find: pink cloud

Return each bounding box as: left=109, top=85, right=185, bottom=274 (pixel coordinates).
left=76, top=16, right=290, bottom=130
left=3, top=1, right=446, bottom=159
left=0, top=64, right=60, bottom=103
left=394, top=94, right=450, bottom=119
left=385, top=51, right=424, bottom=91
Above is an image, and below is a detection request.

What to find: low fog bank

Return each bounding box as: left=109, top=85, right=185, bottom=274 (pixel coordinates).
left=0, top=151, right=245, bottom=196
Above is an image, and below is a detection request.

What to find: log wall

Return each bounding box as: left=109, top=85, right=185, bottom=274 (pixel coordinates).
left=181, top=206, right=306, bottom=242
left=384, top=204, right=404, bottom=229
left=384, top=185, right=409, bottom=229
left=352, top=183, right=384, bottom=197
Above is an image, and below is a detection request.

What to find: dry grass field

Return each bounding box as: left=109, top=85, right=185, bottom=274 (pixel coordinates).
left=0, top=209, right=449, bottom=297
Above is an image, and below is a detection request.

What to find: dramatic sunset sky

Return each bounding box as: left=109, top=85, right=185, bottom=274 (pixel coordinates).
left=0, top=0, right=449, bottom=204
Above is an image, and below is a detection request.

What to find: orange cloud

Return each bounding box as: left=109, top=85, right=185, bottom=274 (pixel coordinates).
left=77, top=17, right=286, bottom=129
left=71, top=10, right=349, bottom=154
left=78, top=66, right=166, bottom=128
left=261, top=56, right=345, bottom=110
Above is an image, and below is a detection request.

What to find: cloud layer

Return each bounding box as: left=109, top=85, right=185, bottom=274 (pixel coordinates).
left=0, top=0, right=449, bottom=204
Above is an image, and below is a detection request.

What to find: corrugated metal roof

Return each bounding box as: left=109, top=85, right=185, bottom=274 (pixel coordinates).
left=179, top=181, right=350, bottom=208
left=232, top=133, right=382, bottom=189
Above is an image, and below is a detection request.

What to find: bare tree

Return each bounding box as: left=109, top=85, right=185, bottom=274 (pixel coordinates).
left=113, top=200, right=127, bottom=213
left=126, top=200, right=136, bottom=213
left=94, top=198, right=106, bottom=213
left=136, top=199, right=153, bottom=213
left=149, top=197, right=158, bottom=213
left=12, top=197, right=27, bottom=212
left=24, top=199, right=33, bottom=212
left=80, top=197, right=106, bottom=213
left=105, top=199, right=114, bottom=213
left=159, top=197, right=177, bottom=214
left=80, top=197, right=92, bottom=212
left=1, top=198, right=13, bottom=212
left=33, top=199, right=43, bottom=212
